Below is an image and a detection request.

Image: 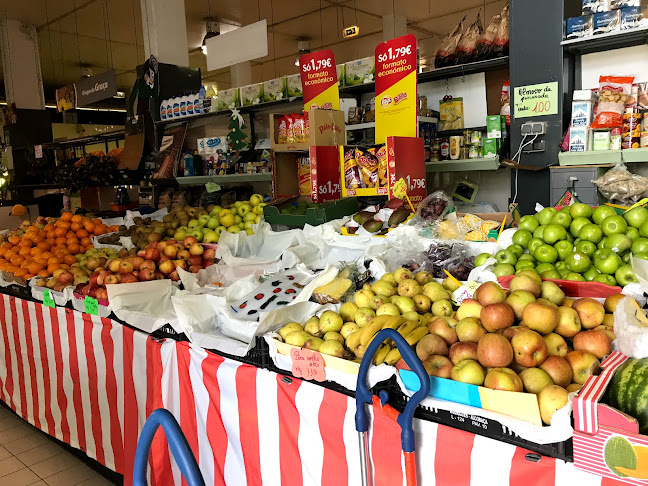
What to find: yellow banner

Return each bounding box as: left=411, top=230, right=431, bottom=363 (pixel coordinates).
left=375, top=71, right=417, bottom=145
left=304, top=83, right=340, bottom=112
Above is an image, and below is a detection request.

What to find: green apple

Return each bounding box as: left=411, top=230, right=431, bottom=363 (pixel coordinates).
left=579, top=224, right=603, bottom=244
left=601, top=215, right=628, bottom=236
left=188, top=219, right=201, bottom=228
left=203, top=230, right=219, bottom=244
left=593, top=249, right=622, bottom=275
left=541, top=270, right=561, bottom=280
left=519, top=215, right=540, bottom=233
left=604, top=234, right=632, bottom=255
left=198, top=214, right=211, bottom=226
left=237, top=203, right=253, bottom=217
left=528, top=238, right=544, bottom=255
left=551, top=211, right=572, bottom=229
left=535, top=244, right=559, bottom=264
left=207, top=217, right=220, bottom=229
left=227, top=225, right=241, bottom=234
left=569, top=203, right=593, bottom=220
left=575, top=240, right=596, bottom=258
left=508, top=244, right=524, bottom=259
left=519, top=254, right=536, bottom=262
left=534, top=225, right=547, bottom=240
left=249, top=194, right=264, bottom=206
left=598, top=237, right=608, bottom=250
left=209, top=206, right=223, bottom=216
left=543, top=224, right=568, bottom=245
left=558, top=268, right=570, bottom=279
left=554, top=240, right=574, bottom=260
left=495, top=249, right=517, bottom=265
left=615, top=264, right=638, bottom=286
left=494, top=263, right=515, bottom=277
left=535, top=263, right=556, bottom=275
left=234, top=215, right=243, bottom=225
left=632, top=238, right=648, bottom=255
left=633, top=252, right=648, bottom=262
left=243, top=221, right=255, bottom=230
left=593, top=206, right=617, bottom=225
left=564, top=272, right=585, bottom=281
left=174, top=229, right=188, bottom=241
left=190, top=229, right=204, bottom=242
left=516, top=260, right=536, bottom=272
left=627, top=227, right=640, bottom=241
left=566, top=233, right=574, bottom=243
left=555, top=261, right=567, bottom=271
left=233, top=201, right=244, bottom=207
left=624, top=206, right=648, bottom=228
left=474, top=253, right=492, bottom=267
left=537, top=207, right=557, bottom=225
left=570, top=217, right=591, bottom=238
left=594, top=274, right=617, bottom=286
left=640, top=221, right=648, bottom=238
left=583, top=267, right=600, bottom=282
left=244, top=212, right=257, bottom=223
left=565, top=252, right=591, bottom=273
left=512, top=229, right=533, bottom=249
left=623, top=253, right=632, bottom=264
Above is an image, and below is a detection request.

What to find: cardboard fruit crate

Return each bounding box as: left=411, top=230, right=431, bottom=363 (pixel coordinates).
left=269, top=109, right=345, bottom=152
left=263, top=196, right=358, bottom=228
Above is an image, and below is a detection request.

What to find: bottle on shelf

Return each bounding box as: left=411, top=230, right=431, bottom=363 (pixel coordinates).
left=183, top=151, right=194, bottom=177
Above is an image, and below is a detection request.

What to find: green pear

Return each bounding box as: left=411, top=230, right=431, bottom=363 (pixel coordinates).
left=278, top=322, right=303, bottom=340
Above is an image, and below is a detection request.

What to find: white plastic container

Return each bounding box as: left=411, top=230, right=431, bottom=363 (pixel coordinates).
left=160, top=99, right=167, bottom=119
left=187, top=93, right=194, bottom=116
left=172, top=97, right=180, bottom=117
left=179, top=95, right=188, bottom=117
left=193, top=92, right=201, bottom=115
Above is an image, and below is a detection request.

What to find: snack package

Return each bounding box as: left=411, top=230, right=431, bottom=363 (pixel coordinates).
left=298, top=157, right=311, bottom=196
left=343, top=148, right=362, bottom=189
left=376, top=145, right=388, bottom=188
left=440, top=98, right=464, bottom=131
left=356, top=148, right=379, bottom=188
left=493, top=5, right=509, bottom=58
left=277, top=116, right=288, bottom=144
left=434, top=17, right=466, bottom=68
left=292, top=113, right=305, bottom=143
left=455, top=12, right=483, bottom=64
left=591, top=75, right=635, bottom=129
left=476, top=12, right=501, bottom=59
left=303, top=111, right=310, bottom=143
left=286, top=114, right=295, bottom=143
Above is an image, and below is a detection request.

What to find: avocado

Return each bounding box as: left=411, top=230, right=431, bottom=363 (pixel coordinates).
left=353, top=210, right=376, bottom=225
left=388, top=207, right=411, bottom=228
left=363, top=219, right=383, bottom=233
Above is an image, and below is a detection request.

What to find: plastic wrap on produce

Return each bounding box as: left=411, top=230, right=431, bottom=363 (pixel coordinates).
left=467, top=258, right=499, bottom=283
left=100, top=216, right=125, bottom=227
left=106, top=280, right=179, bottom=333
left=123, top=207, right=168, bottom=227
left=177, top=263, right=280, bottom=291
left=30, top=279, right=73, bottom=306
left=613, top=293, right=648, bottom=359
left=302, top=220, right=386, bottom=266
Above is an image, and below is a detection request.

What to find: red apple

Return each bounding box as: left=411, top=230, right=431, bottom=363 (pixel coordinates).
left=422, top=355, right=453, bottom=378
left=480, top=303, right=515, bottom=333
left=169, top=270, right=180, bottom=282
left=538, top=385, right=569, bottom=425
left=448, top=342, right=478, bottom=365
left=156, top=241, right=167, bottom=252
left=159, top=255, right=170, bottom=262
left=511, top=329, right=548, bottom=367
left=120, top=273, right=138, bottom=284
left=503, top=325, right=527, bottom=341
left=416, top=334, right=448, bottom=361
left=95, top=288, right=108, bottom=301
left=137, top=250, right=146, bottom=258
left=108, top=259, right=122, bottom=273
left=189, top=265, right=202, bottom=273
left=138, top=269, right=155, bottom=281
left=484, top=368, right=523, bottom=392
left=173, top=260, right=188, bottom=271
left=58, top=271, right=74, bottom=284
left=178, top=250, right=191, bottom=260
left=174, top=243, right=184, bottom=252
left=189, top=243, right=204, bottom=256
left=144, top=248, right=160, bottom=261
left=140, top=260, right=156, bottom=272
left=477, top=333, right=514, bottom=368
left=573, top=330, right=612, bottom=360
left=167, top=239, right=177, bottom=246
left=118, top=260, right=134, bottom=274
left=159, top=260, right=175, bottom=275
left=203, top=248, right=216, bottom=261
left=188, top=255, right=203, bottom=267
left=153, top=271, right=165, bottom=280
left=104, top=274, right=121, bottom=285
left=164, top=245, right=178, bottom=258
left=96, top=271, right=110, bottom=287
left=88, top=286, right=99, bottom=298
left=88, top=273, right=100, bottom=286
left=203, top=260, right=215, bottom=268
left=127, top=256, right=144, bottom=270
left=566, top=350, right=600, bottom=384
left=81, top=284, right=92, bottom=296
left=539, top=356, right=573, bottom=388
left=183, top=236, right=198, bottom=248
left=147, top=241, right=158, bottom=250
left=427, top=318, right=458, bottom=346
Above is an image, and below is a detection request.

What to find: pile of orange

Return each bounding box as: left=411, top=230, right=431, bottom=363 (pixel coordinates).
left=0, top=212, right=118, bottom=280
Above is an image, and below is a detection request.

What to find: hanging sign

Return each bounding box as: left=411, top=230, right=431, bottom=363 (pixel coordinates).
left=513, top=82, right=559, bottom=119
left=300, top=50, right=340, bottom=111
left=374, top=34, right=418, bottom=145
left=55, top=70, right=117, bottom=111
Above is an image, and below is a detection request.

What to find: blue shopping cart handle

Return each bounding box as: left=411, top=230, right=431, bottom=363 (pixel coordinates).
left=355, top=328, right=430, bottom=453
left=133, top=408, right=205, bottom=486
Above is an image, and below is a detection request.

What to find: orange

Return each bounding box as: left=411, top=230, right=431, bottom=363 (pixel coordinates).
left=34, top=257, right=48, bottom=265
left=94, top=224, right=108, bottom=236
left=71, top=214, right=83, bottom=224
left=54, top=227, right=66, bottom=238
left=23, top=274, right=34, bottom=280
left=76, top=229, right=89, bottom=239
left=84, top=244, right=94, bottom=251
left=11, top=255, right=25, bottom=266
left=37, top=270, right=49, bottom=278
left=0, top=248, right=7, bottom=258
left=60, top=212, right=73, bottom=222
left=27, top=225, right=38, bottom=233
left=80, top=237, right=92, bottom=247
left=4, top=250, right=16, bottom=261
left=18, top=247, right=31, bottom=257
left=109, top=225, right=119, bottom=232
left=92, top=218, right=102, bottom=225
left=20, top=261, right=31, bottom=269
left=47, top=264, right=60, bottom=274
left=57, top=221, right=71, bottom=230
left=68, top=244, right=81, bottom=255
left=36, top=242, right=50, bottom=251
left=65, top=231, right=76, bottom=240
left=40, top=251, right=53, bottom=260
left=55, top=237, right=67, bottom=246
left=13, top=268, right=27, bottom=278
left=5, top=265, right=17, bottom=274
left=8, top=236, right=20, bottom=245
left=28, top=263, right=44, bottom=275
left=63, top=255, right=77, bottom=265
left=60, top=264, right=70, bottom=270
left=70, top=222, right=82, bottom=232
left=43, top=224, right=54, bottom=232
left=29, top=247, right=40, bottom=257
left=19, top=239, right=33, bottom=248
left=47, top=257, right=60, bottom=265
left=84, top=222, right=95, bottom=233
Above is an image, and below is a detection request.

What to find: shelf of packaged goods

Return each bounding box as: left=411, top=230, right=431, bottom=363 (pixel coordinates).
left=426, top=158, right=500, bottom=172
left=558, top=150, right=623, bottom=166
left=174, top=174, right=272, bottom=186
left=562, top=26, right=648, bottom=55
left=621, top=147, right=648, bottom=163
left=436, top=126, right=487, bottom=137
left=345, top=116, right=439, bottom=132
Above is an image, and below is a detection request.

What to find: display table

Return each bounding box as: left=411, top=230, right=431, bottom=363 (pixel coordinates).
left=0, top=294, right=623, bottom=486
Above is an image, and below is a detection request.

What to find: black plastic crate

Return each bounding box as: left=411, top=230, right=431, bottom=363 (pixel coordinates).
left=208, top=336, right=270, bottom=369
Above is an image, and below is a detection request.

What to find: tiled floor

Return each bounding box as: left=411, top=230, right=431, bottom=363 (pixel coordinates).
left=0, top=405, right=120, bottom=485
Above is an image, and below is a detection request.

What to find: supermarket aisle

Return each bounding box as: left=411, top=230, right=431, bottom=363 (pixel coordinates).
left=0, top=403, right=120, bottom=485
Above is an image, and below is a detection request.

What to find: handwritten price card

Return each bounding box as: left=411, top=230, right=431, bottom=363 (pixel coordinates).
left=300, top=49, right=340, bottom=111
left=374, top=34, right=417, bottom=144
left=290, top=347, right=326, bottom=382
left=514, top=82, right=558, bottom=119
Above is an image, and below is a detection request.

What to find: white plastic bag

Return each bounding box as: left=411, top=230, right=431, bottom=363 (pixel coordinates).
left=613, top=294, right=648, bottom=359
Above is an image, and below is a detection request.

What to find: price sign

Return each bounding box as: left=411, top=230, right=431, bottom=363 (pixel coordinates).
left=84, top=295, right=99, bottom=316
left=290, top=347, right=325, bottom=382
left=513, top=82, right=558, bottom=119
left=374, top=34, right=418, bottom=144
left=309, top=146, right=341, bottom=203
left=205, top=182, right=221, bottom=193
left=300, top=49, right=340, bottom=112
left=42, top=289, right=55, bottom=308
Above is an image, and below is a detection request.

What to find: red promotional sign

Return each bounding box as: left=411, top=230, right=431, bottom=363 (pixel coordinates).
left=374, top=34, right=418, bottom=144
left=310, top=146, right=341, bottom=203
left=386, top=137, right=427, bottom=208
left=300, top=49, right=340, bottom=111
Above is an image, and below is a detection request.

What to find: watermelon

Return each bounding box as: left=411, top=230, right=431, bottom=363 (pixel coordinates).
left=606, top=358, right=648, bottom=435
left=604, top=436, right=637, bottom=477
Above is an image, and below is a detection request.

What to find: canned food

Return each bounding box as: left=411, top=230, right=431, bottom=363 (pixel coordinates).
left=450, top=136, right=462, bottom=160
left=641, top=132, right=648, bottom=148
left=440, top=139, right=450, bottom=160
left=471, top=131, right=482, bottom=145
left=463, top=130, right=472, bottom=144
left=611, top=127, right=622, bottom=150
left=469, top=145, right=481, bottom=159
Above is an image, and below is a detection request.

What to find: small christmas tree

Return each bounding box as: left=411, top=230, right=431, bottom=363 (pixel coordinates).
left=228, top=108, right=248, bottom=152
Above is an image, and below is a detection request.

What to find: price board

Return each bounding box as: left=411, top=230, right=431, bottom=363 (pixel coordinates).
left=513, top=82, right=558, bottom=119
left=300, top=49, right=340, bottom=111
left=290, top=347, right=325, bottom=382
left=310, top=146, right=341, bottom=203
left=374, top=34, right=418, bottom=144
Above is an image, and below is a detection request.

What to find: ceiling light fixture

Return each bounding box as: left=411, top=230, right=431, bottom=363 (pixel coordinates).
left=294, top=40, right=311, bottom=67
left=202, top=20, right=219, bottom=55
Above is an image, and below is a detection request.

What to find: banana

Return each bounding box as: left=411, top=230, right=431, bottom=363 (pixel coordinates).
left=345, top=329, right=363, bottom=350
left=359, top=319, right=384, bottom=347
left=373, top=343, right=391, bottom=365
left=405, top=327, right=429, bottom=346
left=384, top=348, right=402, bottom=366
left=397, top=321, right=418, bottom=338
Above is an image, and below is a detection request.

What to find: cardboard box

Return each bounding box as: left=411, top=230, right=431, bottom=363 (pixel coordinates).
left=487, top=115, right=506, bottom=139
left=263, top=78, right=287, bottom=103
left=567, top=15, right=594, bottom=38
left=594, top=9, right=621, bottom=34
left=570, top=127, right=591, bottom=152
left=583, top=0, right=612, bottom=14
left=344, top=57, right=375, bottom=86
left=571, top=100, right=596, bottom=128
left=572, top=350, right=648, bottom=482
left=216, top=88, right=240, bottom=111
left=483, top=138, right=500, bottom=157
left=269, top=110, right=345, bottom=151
left=240, top=83, right=264, bottom=106
left=309, top=146, right=341, bottom=203
left=285, top=74, right=303, bottom=97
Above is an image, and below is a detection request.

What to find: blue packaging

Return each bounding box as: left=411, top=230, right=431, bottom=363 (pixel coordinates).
left=620, top=6, right=646, bottom=29
left=567, top=15, right=594, bottom=38
left=611, top=0, right=640, bottom=9
left=583, top=0, right=611, bottom=14
left=594, top=10, right=621, bottom=33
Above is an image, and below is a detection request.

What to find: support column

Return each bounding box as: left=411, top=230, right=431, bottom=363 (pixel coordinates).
left=140, top=0, right=189, bottom=66
left=230, top=62, right=252, bottom=87
left=0, top=19, right=45, bottom=110
left=382, top=14, right=407, bottom=41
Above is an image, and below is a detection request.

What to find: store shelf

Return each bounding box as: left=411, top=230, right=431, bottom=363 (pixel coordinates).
left=345, top=116, right=438, bottom=132
left=562, top=26, right=648, bottom=55
left=426, top=158, right=500, bottom=172
left=175, top=174, right=272, bottom=185
left=621, top=148, right=648, bottom=163
left=437, top=126, right=487, bottom=137
left=558, top=150, right=623, bottom=166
